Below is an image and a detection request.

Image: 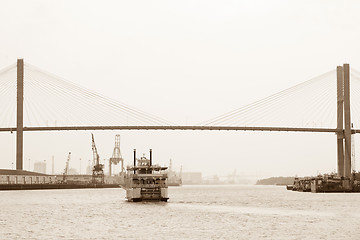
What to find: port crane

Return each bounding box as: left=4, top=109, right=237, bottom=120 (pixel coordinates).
left=91, top=133, right=104, bottom=183
left=63, top=152, right=71, bottom=182
left=109, top=134, right=124, bottom=176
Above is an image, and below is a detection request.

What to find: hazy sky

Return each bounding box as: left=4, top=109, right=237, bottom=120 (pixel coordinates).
left=1, top=0, right=360, bottom=178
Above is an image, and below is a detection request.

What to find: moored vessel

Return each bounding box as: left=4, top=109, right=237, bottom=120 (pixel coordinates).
left=122, top=149, right=169, bottom=202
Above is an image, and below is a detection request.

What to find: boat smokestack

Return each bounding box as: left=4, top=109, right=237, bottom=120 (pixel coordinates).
left=133, top=149, right=136, bottom=174
left=150, top=149, right=152, bottom=166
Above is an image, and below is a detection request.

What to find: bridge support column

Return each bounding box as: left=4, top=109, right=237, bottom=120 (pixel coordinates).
left=336, top=66, right=344, bottom=177
left=16, top=59, right=24, bottom=170
left=343, top=63, right=352, bottom=178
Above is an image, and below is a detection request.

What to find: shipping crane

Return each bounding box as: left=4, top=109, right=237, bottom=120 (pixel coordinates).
left=109, top=134, right=124, bottom=176
left=63, top=152, right=71, bottom=182
left=91, top=133, right=104, bottom=184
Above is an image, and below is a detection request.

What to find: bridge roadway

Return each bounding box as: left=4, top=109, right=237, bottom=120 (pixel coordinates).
left=0, top=125, right=357, bottom=133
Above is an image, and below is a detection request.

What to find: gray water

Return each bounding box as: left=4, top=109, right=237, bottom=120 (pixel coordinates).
left=0, top=185, right=359, bottom=240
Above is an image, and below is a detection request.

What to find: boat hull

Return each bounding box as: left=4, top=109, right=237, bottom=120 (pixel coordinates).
left=125, top=187, right=168, bottom=202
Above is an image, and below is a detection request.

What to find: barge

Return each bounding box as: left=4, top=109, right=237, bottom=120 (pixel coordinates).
left=121, top=149, right=169, bottom=202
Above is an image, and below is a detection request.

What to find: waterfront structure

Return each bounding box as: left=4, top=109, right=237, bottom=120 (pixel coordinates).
left=287, top=173, right=360, bottom=193
left=0, top=169, right=121, bottom=190
left=0, top=169, right=54, bottom=184
left=53, top=174, right=121, bottom=184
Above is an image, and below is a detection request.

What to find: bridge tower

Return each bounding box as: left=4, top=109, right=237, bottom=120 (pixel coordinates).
left=343, top=64, right=352, bottom=178
left=337, top=64, right=352, bottom=178
left=337, top=66, right=345, bottom=177
left=109, top=135, right=124, bottom=176
left=16, top=59, right=24, bottom=170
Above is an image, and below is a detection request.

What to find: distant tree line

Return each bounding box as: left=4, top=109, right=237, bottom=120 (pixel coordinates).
left=256, top=177, right=295, bottom=186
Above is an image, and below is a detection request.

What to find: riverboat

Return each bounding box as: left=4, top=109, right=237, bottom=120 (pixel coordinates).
left=122, top=149, right=169, bottom=202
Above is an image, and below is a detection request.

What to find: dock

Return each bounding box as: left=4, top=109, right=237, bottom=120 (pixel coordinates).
left=287, top=172, right=360, bottom=193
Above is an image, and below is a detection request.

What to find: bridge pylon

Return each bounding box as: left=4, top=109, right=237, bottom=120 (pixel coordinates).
left=337, top=64, right=352, bottom=178
left=16, top=59, right=24, bottom=170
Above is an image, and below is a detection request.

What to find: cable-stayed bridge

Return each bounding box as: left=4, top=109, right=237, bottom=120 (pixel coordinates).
left=0, top=59, right=359, bottom=178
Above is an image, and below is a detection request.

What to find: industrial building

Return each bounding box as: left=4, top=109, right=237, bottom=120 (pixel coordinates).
left=0, top=169, right=55, bottom=184
left=0, top=169, right=121, bottom=185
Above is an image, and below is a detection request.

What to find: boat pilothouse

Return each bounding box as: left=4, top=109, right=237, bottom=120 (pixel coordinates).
left=123, top=149, right=169, bottom=202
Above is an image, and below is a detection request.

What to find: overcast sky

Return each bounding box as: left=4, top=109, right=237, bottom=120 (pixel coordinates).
left=1, top=0, right=360, bottom=179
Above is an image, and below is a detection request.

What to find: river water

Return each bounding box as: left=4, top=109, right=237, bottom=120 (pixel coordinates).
left=0, top=185, right=359, bottom=240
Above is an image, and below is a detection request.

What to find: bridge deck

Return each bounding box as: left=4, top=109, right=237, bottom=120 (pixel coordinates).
left=0, top=126, right=350, bottom=133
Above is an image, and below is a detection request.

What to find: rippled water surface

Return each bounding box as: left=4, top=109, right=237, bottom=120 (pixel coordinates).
left=1, top=185, right=360, bottom=239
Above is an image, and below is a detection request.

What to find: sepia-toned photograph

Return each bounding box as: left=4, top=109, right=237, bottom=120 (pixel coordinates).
left=0, top=1, right=360, bottom=239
